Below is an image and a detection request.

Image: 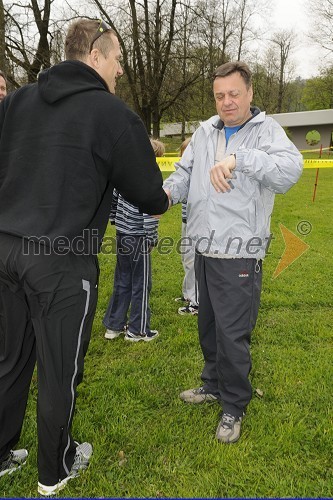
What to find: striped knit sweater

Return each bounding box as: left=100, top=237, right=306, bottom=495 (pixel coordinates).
left=181, top=202, right=187, bottom=223
left=110, top=190, right=159, bottom=246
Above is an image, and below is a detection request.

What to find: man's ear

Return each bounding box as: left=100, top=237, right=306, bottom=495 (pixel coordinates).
left=249, top=85, right=253, bottom=102
left=88, top=48, right=100, bottom=69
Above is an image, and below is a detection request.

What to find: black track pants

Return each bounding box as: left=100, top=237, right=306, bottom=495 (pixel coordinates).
left=195, top=253, right=262, bottom=417
left=0, top=233, right=98, bottom=486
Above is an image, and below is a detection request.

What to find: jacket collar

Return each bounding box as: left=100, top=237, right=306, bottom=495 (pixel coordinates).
left=211, top=106, right=262, bottom=131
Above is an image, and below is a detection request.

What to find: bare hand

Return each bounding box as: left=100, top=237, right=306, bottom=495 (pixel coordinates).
left=210, top=155, right=236, bottom=193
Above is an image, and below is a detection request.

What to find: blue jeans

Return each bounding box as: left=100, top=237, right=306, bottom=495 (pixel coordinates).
left=103, top=233, right=153, bottom=334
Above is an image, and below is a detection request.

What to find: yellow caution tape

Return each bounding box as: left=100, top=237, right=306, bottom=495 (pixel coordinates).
left=304, top=159, right=333, bottom=168
left=156, top=157, right=179, bottom=171
left=156, top=157, right=333, bottom=170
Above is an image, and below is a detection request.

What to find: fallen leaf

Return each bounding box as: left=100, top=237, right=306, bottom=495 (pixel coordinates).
left=118, top=450, right=127, bottom=466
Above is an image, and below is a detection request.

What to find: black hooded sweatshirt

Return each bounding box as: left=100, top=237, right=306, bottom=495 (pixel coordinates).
left=0, top=61, right=169, bottom=253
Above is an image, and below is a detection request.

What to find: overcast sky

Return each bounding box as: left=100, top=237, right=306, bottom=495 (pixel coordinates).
left=56, top=0, right=327, bottom=79
left=271, top=0, right=325, bottom=79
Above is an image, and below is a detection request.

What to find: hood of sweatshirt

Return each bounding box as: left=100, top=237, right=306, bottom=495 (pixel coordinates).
left=38, top=60, right=109, bottom=104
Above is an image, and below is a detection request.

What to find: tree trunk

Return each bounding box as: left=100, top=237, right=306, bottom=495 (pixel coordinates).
left=29, top=0, right=51, bottom=82
left=152, top=104, right=160, bottom=138
left=4, top=0, right=52, bottom=84
left=0, top=0, right=5, bottom=71
left=143, top=106, right=152, bottom=135
left=181, top=117, right=186, bottom=141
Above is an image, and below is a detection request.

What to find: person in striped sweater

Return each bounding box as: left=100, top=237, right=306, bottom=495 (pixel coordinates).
left=103, top=138, right=165, bottom=342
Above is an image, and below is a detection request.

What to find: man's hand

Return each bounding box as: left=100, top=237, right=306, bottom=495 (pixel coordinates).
left=210, top=155, right=236, bottom=193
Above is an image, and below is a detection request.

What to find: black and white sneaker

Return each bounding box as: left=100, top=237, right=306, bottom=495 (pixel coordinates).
left=144, top=330, right=159, bottom=342
left=125, top=331, right=147, bottom=342
left=125, top=330, right=159, bottom=342
left=0, top=449, right=28, bottom=477
left=38, top=442, right=92, bottom=496
left=178, top=303, right=199, bottom=315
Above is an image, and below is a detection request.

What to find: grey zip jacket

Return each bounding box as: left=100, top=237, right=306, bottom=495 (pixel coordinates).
left=163, top=109, right=303, bottom=259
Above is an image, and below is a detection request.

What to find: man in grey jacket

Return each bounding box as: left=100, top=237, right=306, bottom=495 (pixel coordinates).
left=163, top=61, right=303, bottom=443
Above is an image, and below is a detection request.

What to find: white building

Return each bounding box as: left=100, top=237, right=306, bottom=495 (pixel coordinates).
left=269, top=109, right=333, bottom=150
left=161, top=109, right=333, bottom=151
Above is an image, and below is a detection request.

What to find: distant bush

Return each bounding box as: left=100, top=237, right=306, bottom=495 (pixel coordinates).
left=306, top=129, right=321, bottom=146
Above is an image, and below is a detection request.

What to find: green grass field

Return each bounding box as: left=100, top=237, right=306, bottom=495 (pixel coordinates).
left=2, top=168, right=333, bottom=498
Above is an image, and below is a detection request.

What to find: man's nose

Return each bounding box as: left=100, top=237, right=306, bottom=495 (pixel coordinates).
left=223, top=94, right=232, bottom=105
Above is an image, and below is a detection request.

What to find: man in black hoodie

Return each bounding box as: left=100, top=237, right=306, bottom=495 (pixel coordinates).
left=0, top=18, right=168, bottom=495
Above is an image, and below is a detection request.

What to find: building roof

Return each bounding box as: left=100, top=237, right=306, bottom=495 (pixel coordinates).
left=160, top=109, right=332, bottom=137
left=160, top=122, right=199, bottom=137
left=269, top=109, right=333, bottom=127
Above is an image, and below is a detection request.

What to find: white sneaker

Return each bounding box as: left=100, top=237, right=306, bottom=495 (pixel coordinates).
left=37, top=442, right=92, bottom=496
left=179, top=387, right=218, bottom=404
left=104, top=327, right=125, bottom=340
left=215, top=413, right=243, bottom=443
left=0, top=449, right=28, bottom=477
